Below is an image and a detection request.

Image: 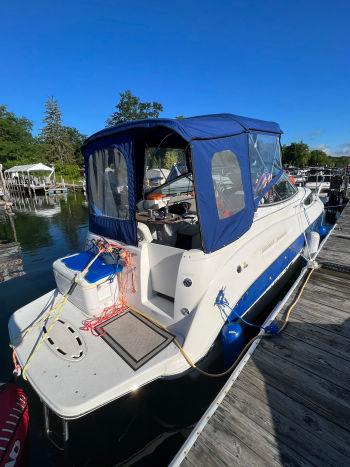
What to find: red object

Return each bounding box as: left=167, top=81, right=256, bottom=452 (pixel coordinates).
left=289, top=175, right=296, bottom=184
left=80, top=302, right=127, bottom=336
left=0, top=383, right=29, bottom=467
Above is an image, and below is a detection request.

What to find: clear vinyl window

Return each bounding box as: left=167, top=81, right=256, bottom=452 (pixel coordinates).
left=249, top=133, right=282, bottom=199
left=260, top=173, right=298, bottom=205
left=212, top=150, right=245, bottom=219
left=88, top=147, right=129, bottom=219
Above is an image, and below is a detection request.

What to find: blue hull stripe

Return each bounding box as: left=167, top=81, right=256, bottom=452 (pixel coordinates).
left=229, top=214, right=323, bottom=322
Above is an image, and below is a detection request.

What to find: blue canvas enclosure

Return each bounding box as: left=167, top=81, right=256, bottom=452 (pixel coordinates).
left=191, top=134, right=255, bottom=251
left=82, top=114, right=283, bottom=253
left=84, top=133, right=137, bottom=245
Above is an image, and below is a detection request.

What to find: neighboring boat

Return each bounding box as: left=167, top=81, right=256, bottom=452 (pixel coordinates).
left=9, top=114, right=324, bottom=426
left=285, top=168, right=307, bottom=186
left=0, top=383, right=29, bottom=467
left=305, top=174, right=330, bottom=196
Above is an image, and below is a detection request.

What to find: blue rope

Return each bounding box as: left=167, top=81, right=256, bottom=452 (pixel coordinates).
left=215, top=288, right=280, bottom=335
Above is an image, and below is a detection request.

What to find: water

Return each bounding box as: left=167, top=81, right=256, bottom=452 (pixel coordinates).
left=0, top=194, right=227, bottom=466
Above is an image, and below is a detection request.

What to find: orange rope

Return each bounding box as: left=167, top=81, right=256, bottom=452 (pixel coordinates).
left=12, top=349, right=21, bottom=376
left=80, top=245, right=136, bottom=335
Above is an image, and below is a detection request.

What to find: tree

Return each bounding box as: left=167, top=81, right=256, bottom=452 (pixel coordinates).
left=330, top=155, right=350, bottom=168
left=39, top=97, right=74, bottom=164
left=106, top=90, right=163, bottom=126
left=163, top=151, right=179, bottom=170
left=309, top=149, right=329, bottom=167
left=282, top=142, right=310, bottom=167
left=63, top=126, right=86, bottom=166
left=0, top=105, right=44, bottom=167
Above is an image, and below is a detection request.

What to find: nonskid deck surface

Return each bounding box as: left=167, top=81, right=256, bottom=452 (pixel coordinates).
left=9, top=291, right=179, bottom=419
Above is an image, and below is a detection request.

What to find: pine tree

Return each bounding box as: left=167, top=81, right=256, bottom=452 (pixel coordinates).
left=106, top=90, right=163, bottom=127
left=39, top=97, right=74, bottom=164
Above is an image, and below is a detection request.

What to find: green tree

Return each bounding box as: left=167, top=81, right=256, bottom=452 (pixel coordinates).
left=63, top=126, right=86, bottom=166
left=331, top=155, right=350, bottom=168
left=282, top=142, right=310, bottom=167
left=0, top=105, right=44, bottom=167
left=163, top=150, right=178, bottom=169
left=106, top=90, right=163, bottom=126
left=39, top=97, right=74, bottom=164
left=309, top=149, right=329, bottom=167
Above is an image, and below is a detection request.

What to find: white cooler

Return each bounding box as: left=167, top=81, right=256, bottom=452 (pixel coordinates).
left=53, top=252, right=120, bottom=317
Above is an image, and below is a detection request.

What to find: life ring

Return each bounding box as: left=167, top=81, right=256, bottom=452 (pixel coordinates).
left=137, top=222, right=153, bottom=243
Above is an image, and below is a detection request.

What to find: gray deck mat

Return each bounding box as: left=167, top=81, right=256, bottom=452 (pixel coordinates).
left=95, top=309, right=175, bottom=370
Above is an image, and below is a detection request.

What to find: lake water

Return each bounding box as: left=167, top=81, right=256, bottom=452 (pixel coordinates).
left=0, top=194, right=228, bottom=466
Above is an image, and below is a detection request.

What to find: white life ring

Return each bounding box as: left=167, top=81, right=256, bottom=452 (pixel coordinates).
left=137, top=222, right=153, bottom=243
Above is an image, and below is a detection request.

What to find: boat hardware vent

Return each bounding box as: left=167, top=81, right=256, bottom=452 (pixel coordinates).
left=43, top=319, right=86, bottom=361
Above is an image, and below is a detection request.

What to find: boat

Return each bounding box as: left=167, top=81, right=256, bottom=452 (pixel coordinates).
left=8, top=114, right=324, bottom=432
left=305, top=173, right=331, bottom=197
left=0, top=383, right=29, bottom=467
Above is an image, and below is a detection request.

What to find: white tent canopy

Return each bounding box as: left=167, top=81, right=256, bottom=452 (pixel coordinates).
left=5, top=163, right=54, bottom=176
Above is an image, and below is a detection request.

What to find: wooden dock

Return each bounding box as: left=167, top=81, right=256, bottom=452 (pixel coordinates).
left=172, top=203, right=350, bottom=466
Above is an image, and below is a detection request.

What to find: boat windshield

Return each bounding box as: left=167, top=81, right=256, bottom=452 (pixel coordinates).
left=248, top=133, right=282, bottom=200
left=144, top=147, right=188, bottom=192
left=146, top=172, right=194, bottom=198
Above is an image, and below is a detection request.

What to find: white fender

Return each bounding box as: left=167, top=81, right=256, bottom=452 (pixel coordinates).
left=303, top=231, right=320, bottom=259
left=137, top=222, right=153, bottom=243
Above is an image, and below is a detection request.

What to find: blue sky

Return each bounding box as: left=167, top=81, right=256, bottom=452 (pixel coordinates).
left=1, top=0, right=350, bottom=155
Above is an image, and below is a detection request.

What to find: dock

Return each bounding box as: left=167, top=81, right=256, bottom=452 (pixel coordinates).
left=0, top=241, right=25, bottom=283
left=171, top=203, right=350, bottom=466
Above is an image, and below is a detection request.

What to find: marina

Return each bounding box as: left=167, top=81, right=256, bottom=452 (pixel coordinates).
left=1, top=4, right=350, bottom=465
left=171, top=202, right=350, bottom=466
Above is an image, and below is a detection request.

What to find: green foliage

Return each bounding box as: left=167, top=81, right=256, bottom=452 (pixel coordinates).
left=309, top=149, right=329, bottom=167
left=0, top=102, right=85, bottom=172
left=39, top=97, right=75, bottom=164
left=283, top=141, right=350, bottom=168
left=331, top=155, right=350, bottom=168
left=106, top=90, right=163, bottom=126
left=282, top=142, right=310, bottom=167
left=163, top=151, right=178, bottom=169
left=145, top=147, right=185, bottom=171
left=54, top=162, right=82, bottom=182
left=0, top=105, right=43, bottom=168
left=63, top=126, right=86, bottom=166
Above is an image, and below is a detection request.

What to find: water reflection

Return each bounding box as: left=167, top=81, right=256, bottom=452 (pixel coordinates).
left=0, top=211, right=24, bottom=283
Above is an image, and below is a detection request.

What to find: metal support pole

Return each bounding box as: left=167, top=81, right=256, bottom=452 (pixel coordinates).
left=43, top=403, right=69, bottom=451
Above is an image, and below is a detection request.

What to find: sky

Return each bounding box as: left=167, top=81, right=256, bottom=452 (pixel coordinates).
left=1, top=0, right=350, bottom=155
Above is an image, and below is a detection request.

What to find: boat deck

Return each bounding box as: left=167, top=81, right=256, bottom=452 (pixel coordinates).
left=172, top=203, right=350, bottom=466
